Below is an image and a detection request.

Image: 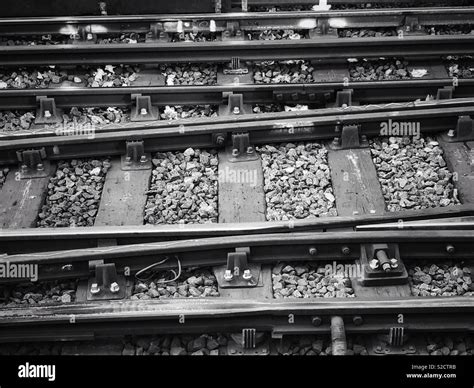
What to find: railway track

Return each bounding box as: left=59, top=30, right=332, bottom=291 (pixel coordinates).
left=0, top=4, right=473, bottom=381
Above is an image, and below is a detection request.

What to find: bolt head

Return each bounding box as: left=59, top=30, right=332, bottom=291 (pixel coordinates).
left=231, top=148, right=239, bottom=157
left=369, top=259, right=380, bottom=270
left=309, top=247, right=318, bottom=256
left=353, top=316, right=363, bottom=326
left=140, top=108, right=148, bottom=115
left=390, top=258, right=399, bottom=268
left=233, top=107, right=240, bottom=115
left=90, top=283, right=100, bottom=295
left=446, top=244, right=455, bottom=254
left=140, top=155, right=147, bottom=163
left=246, top=146, right=254, bottom=154
left=224, top=270, right=233, bottom=281
left=311, top=316, right=322, bottom=327
left=110, top=282, right=120, bottom=293
left=44, top=110, right=52, bottom=118
left=341, top=246, right=350, bottom=255
left=243, top=269, right=252, bottom=280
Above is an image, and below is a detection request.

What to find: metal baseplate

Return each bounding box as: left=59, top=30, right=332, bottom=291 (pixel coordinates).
left=228, top=132, right=259, bottom=163
left=35, top=96, right=63, bottom=125
left=130, top=94, right=159, bottom=122
left=330, top=124, right=368, bottom=150
left=440, top=115, right=474, bottom=142
left=359, top=243, right=408, bottom=286
left=227, top=329, right=270, bottom=355
left=16, top=148, right=51, bottom=179
left=214, top=247, right=262, bottom=288
left=369, top=330, right=422, bottom=355
left=84, top=261, right=127, bottom=301
left=219, top=92, right=250, bottom=116
left=121, top=140, right=152, bottom=170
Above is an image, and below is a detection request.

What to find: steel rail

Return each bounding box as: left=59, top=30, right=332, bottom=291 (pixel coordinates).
left=0, top=7, right=472, bottom=35
left=1, top=205, right=472, bottom=255
left=0, top=297, right=472, bottom=343
left=0, top=99, right=472, bottom=165
left=357, top=218, right=474, bottom=231
left=1, top=230, right=473, bottom=283
left=1, top=35, right=474, bottom=66
left=0, top=79, right=472, bottom=113
left=2, top=91, right=474, bottom=143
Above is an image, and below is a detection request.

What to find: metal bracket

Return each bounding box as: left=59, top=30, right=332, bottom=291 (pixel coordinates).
left=273, top=90, right=325, bottom=104
left=437, top=86, right=453, bottom=100
left=35, top=96, right=63, bottom=125
left=16, top=148, right=51, bottom=179
left=212, top=132, right=227, bottom=147
left=219, top=93, right=249, bottom=116
left=130, top=94, right=159, bottom=122
left=121, top=140, right=152, bottom=170
left=147, top=23, right=169, bottom=42
left=223, top=57, right=249, bottom=76
left=309, top=18, right=338, bottom=38
left=359, top=243, right=408, bottom=286
left=214, top=247, right=261, bottom=288
left=228, top=330, right=269, bottom=355
left=336, top=89, right=353, bottom=107
left=330, top=124, right=368, bottom=150
left=71, top=25, right=97, bottom=43
left=98, top=1, right=107, bottom=15
left=87, top=261, right=126, bottom=301
left=229, top=132, right=258, bottom=162
left=400, top=16, right=425, bottom=35
left=370, top=331, right=418, bottom=355
left=222, top=22, right=244, bottom=41
left=441, top=116, right=474, bottom=142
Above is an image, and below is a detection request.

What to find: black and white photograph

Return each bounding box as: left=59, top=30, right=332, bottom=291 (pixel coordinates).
left=0, top=0, right=473, bottom=386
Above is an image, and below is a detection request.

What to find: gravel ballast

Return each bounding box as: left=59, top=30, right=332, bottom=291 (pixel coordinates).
left=446, top=56, right=474, bottom=79
left=144, top=148, right=218, bottom=224
left=349, top=58, right=413, bottom=81
left=37, top=158, right=110, bottom=227
left=425, top=335, right=474, bottom=356
left=409, top=263, right=473, bottom=297
left=249, top=29, right=305, bottom=40
left=160, top=63, right=217, bottom=85
left=258, top=143, right=336, bottom=221
left=0, top=281, right=77, bottom=307
left=370, top=136, right=459, bottom=212
left=0, top=168, right=8, bottom=188
left=160, top=105, right=218, bottom=120
left=278, top=335, right=368, bottom=355
left=132, top=267, right=220, bottom=299
left=272, top=262, right=355, bottom=299
left=253, top=60, right=314, bottom=84
left=339, top=28, right=397, bottom=38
